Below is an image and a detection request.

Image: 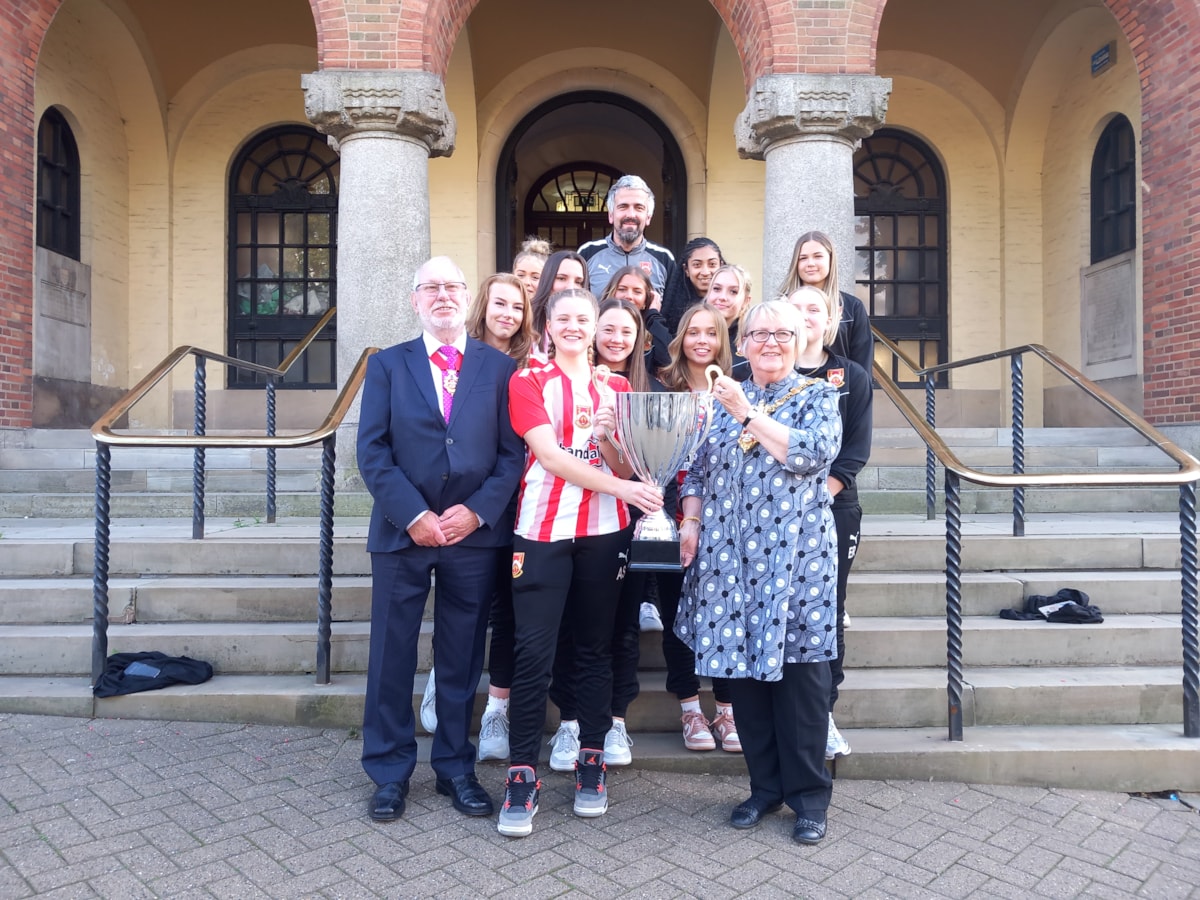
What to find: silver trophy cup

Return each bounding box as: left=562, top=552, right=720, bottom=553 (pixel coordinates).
left=613, top=391, right=712, bottom=570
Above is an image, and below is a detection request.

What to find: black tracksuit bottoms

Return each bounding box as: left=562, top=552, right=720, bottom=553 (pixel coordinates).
left=829, top=502, right=862, bottom=710
left=508, top=527, right=632, bottom=768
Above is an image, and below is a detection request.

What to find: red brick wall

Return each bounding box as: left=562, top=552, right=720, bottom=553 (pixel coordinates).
left=1105, top=0, right=1200, bottom=423
left=0, top=0, right=59, bottom=429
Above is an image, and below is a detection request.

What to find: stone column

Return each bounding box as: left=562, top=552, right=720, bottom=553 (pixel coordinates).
left=303, top=70, right=455, bottom=474
left=736, top=74, right=891, bottom=300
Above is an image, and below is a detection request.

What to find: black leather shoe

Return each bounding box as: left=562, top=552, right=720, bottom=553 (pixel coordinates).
left=792, top=813, right=827, bottom=845
left=730, top=797, right=783, bottom=830
left=435, top=773, right=495, bottom=817
left=369, top=781, right=408, bottom=821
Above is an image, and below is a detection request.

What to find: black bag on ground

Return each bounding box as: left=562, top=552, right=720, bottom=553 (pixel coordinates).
left=93, top=651, right=214, bottom=697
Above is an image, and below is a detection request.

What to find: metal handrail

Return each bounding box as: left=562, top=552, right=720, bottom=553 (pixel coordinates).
left=871, top=327, right=1199, bottom=743
left=89, top=307, right=380, bottom=688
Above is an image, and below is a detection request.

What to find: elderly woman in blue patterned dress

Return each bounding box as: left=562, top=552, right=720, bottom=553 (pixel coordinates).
left=676, top=298, right=842, bottom=845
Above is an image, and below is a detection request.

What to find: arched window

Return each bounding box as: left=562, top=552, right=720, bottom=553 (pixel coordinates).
left=854, top=129, right=948, bottom=386
left=228, top=126, right=338, bottom=388
left=1090, top=115, right=1136, bottom=264
left=37, top=108, right=81, bottom=260
left=524, top=162, right=623, bottom=250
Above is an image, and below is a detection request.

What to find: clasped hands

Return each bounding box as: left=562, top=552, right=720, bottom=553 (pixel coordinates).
left=408, top=503, right=478, bottom=547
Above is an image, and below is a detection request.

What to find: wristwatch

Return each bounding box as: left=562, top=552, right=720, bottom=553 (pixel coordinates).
left=742, top=408, right=758, bottom=427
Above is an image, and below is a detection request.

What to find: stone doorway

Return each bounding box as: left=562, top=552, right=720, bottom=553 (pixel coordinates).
left=495, top=91, right=687, bottom=265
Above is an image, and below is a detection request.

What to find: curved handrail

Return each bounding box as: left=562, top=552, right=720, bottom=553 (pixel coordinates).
left=88, top=307, right=381, bottom=689
left=91, top=308, right=353, bottom=447
left=871, top=328, right=1200, bottom=487
left=872, top=326, right=1199, bottom=743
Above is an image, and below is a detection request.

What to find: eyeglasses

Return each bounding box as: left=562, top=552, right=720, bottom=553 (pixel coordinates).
left=415, top=281, right=467, bottom=298
left=745, top=329, right=796, bottom=344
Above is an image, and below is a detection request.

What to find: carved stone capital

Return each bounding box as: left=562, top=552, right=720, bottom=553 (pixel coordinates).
left=302, top=70, right=456, bottom=158
left=736, top=74, right=891, bottom=160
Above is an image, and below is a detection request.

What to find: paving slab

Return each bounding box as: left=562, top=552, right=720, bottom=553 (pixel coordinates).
left=1, top=713, right=1198, bottom=899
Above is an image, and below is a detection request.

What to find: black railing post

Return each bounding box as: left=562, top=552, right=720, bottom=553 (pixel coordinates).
left=945, top=469, right=964, bottom=741
left=266, top=379, right=277, bottom=524
left=92, top=442, right=112, bottom=686
left=1010, top=354, right=1026, bottom=537
left=1180, top=482, right=1199, bottom=737
left=925, top=375, right=937, bottom=520
left=192, top=355, right=207, bottom=540
left=315, top=434, right=337, bottom=684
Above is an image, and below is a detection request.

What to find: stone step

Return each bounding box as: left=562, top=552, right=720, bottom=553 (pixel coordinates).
left=0, top=665, right=1186, bottom=732
left=2, top=485, right=1178, bottom=518
left=0, top=528, right=1182, bottom=579
left=0, top=614, right=1182, bottom=677
left=0, top=569, right=1184, bottom=626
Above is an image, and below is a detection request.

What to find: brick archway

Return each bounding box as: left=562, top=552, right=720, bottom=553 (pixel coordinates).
left=0, top=0, right=60, bottom=428
left=417, top=0, right=774, bottom=87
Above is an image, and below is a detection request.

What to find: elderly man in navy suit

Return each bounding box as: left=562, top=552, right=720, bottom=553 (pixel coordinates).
left=357, top=256, right=524, bottom=821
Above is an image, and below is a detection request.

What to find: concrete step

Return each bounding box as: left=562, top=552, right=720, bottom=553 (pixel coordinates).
left=0, top=569, right=1184, bottom=626
left=4, top=485, right=1177, bottom=518
left=842, top=614, right=1182, bottom=668
left=0, top=492, right=376, bottom=519
left=1, top=614, right=1183, bottom=677
left=3, top=675, right=1198, bottom=791
left=0, top=529, right=1181, bottom=579
left=0, top=576, right=375, bottom=624
left=0, top=663, right=1186, bottom=732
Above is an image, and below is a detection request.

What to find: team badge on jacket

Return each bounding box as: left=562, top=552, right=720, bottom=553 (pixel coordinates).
left=827, top=368, right=845, bottom=388
left=512, top=552, right=525, bottom=579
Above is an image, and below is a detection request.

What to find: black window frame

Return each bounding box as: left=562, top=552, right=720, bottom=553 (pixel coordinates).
left=37, top=107, right=81, bottom=261
left=227, top=125, right=339, bottom=390
left=1090, top=114, right=1136, bottom=264
left=853, top=128, right=948, bottom=388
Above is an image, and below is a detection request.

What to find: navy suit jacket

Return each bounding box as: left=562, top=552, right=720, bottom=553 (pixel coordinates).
left=357, top=335, right=524, bottom=553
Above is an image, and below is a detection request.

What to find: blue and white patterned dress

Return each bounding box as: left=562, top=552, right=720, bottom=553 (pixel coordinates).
left=674, top=371, right=842, bottom=682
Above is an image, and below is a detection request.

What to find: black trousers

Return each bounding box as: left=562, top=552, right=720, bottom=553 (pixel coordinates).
left=729, top=661, right=833, bottom=819
left=486, top=548, right=516, bottom=690
left=657, top=570, right=732, bottom=704
left=829, top=502, right=862, bottom=710
left=508, top=528, right=631, bottom=767
left=550, top=566, right=643, bottom=719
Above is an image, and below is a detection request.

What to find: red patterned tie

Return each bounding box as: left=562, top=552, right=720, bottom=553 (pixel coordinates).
left=435, top=346, right=461, bottom=423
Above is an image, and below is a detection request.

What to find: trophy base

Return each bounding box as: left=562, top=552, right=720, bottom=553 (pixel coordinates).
left=629, top=538, right=684, bottom=572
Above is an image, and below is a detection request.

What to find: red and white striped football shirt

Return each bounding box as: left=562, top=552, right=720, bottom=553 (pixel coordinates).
left=509, top=360, right=632, bottom=541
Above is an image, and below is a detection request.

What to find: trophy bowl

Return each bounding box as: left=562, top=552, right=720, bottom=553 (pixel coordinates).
left=613, top=391, right=712, bottom=571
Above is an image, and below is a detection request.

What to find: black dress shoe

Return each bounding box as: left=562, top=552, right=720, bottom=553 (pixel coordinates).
left=436, top=773, right=495, bottom=817
left=730, top=797, right=783, bottom=829
left=369, top=781, right=409, bottom=821
left=792, top=813, right=827, bottom=845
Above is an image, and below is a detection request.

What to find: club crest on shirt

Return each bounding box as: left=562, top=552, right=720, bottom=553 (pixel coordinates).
left=639, top=260, right=653, bottom=276
left=511, top=552, right=525, bottom=579
left=827, top=368, right=845, bottom=388
left=574, top=404, right=592, bottom=429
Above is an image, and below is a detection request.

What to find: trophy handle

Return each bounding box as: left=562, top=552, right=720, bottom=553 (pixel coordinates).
left=704, top=364, right=722, bottom=393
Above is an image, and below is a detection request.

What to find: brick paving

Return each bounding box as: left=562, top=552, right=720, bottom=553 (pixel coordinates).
left=2, top=715, right=1199, bottom=898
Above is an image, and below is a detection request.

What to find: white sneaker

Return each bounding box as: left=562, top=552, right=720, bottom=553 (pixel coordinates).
left=420, top=667, right=438, bottom=734
left=843, top=610, right=852, bottom=629
left=826, top=712, right=851, bottom=760
left=548, top=720, right=580, bottom=772
left=639, top=602, right=664, bottom=631
left=477, top=707, right=510, bottom=761
left=602, top=720, right=633, bottom=766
